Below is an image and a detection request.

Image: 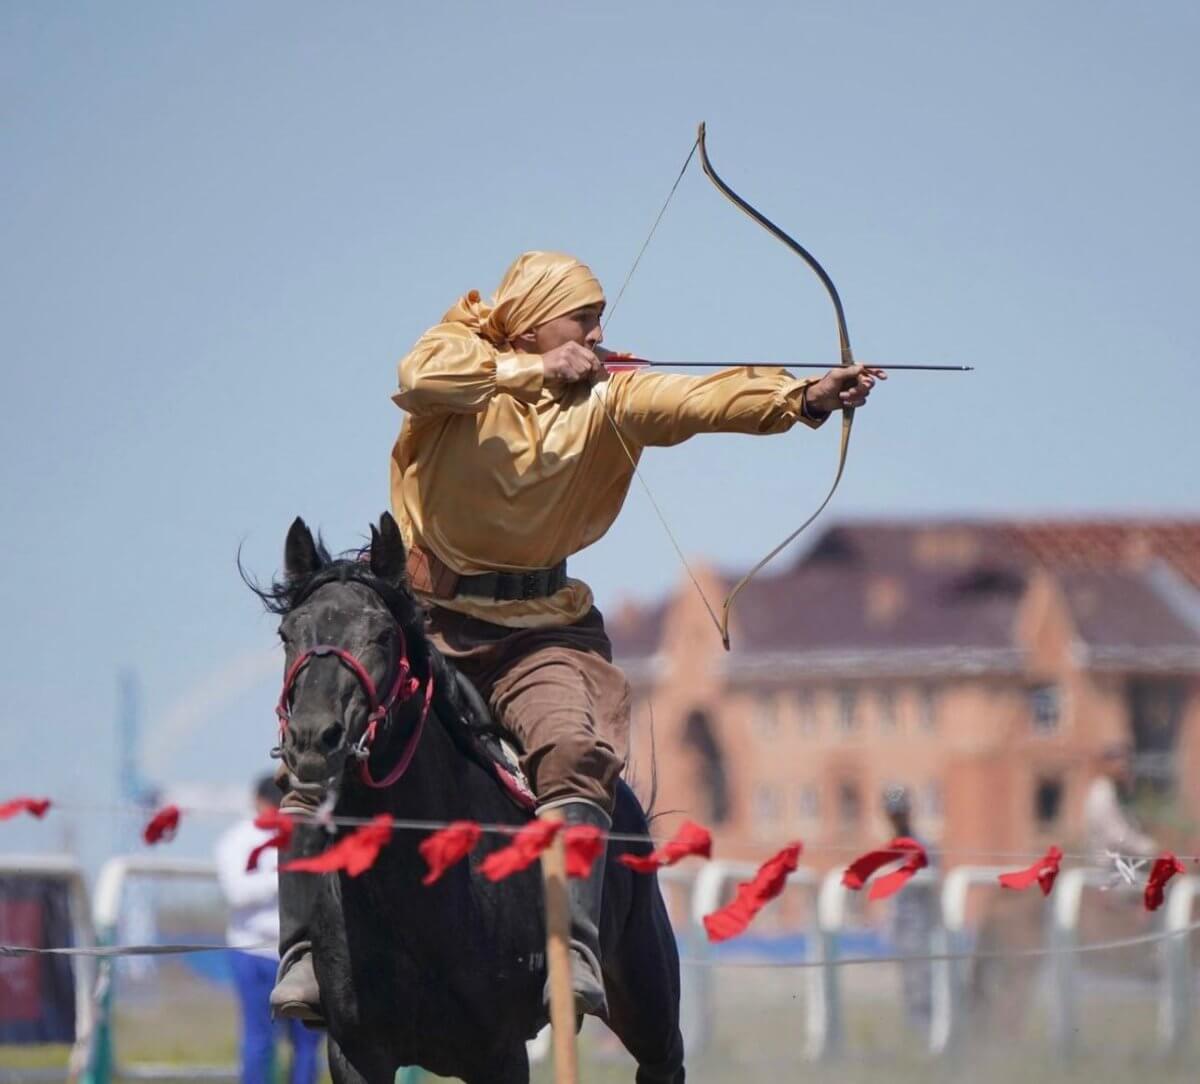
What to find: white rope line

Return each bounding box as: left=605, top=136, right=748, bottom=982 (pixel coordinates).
left=0, top=940, right=274, bottom=959
left=679, top=917, right=1200, bottom=970
left=8, top=920, right=1198, bottom=969
left=13, top=797, right=1198, bottom=866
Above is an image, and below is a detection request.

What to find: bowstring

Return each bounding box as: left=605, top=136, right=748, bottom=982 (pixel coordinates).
left=603, top=137, right=699, bottom=330
left=591, top=134, right=726, bottom=640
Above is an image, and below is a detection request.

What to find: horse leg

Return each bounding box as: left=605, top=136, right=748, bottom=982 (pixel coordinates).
left=325, top=1037, right=395, bottom=1084
left=603, top=875, right=686, bottom=1084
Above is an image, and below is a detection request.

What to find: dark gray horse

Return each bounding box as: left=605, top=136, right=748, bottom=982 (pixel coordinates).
left=251, top=514, right=685, bottom=1083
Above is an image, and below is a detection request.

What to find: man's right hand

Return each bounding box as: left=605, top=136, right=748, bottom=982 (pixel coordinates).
left=542, top=342, right=605, bottom=383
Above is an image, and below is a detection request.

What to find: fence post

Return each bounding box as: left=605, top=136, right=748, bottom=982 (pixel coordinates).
left=932, top=866, right=1010, bottom=1056
left=1158, top=874, right=1198, bottom=1056
left=539, top=818, right=578, bottom=1084
left=809, top=869, right=845, bottom=1061
left=1049, top=867, right=1085, bottom=1057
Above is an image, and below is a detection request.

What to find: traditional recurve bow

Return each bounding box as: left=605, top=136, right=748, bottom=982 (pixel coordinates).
left=695, top=122, right=858, bottom=649
left=601, top=122, right=952, bottom=650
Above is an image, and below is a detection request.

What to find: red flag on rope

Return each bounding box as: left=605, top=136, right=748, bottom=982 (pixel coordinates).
left=842, top=837, right=928, bottom=901
left=143, top=804, right=181, bottom=845
left=419, top=821, right=483, bottom=885
left=282, top=815, right=393, bottom=877
left=246, top=809, right=296, bottom=872
left=998, top=845, right=1063, bottom=896
left=0, top=797, right=52, bottom=821
left=702, top=842, right=802, bottom=943
left=478, top=819, right=560, bottom=882
left=564, top=825, right=606, bottom=879
left=1144, top=852, right=1186, bottom=912
left=619, top=820, right=713, bottom=874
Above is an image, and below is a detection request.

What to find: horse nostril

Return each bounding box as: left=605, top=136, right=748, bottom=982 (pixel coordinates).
left=320, top=723, right=345, bottom=751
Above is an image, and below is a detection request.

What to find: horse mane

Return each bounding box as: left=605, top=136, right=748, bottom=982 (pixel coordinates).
left=240, top=543, right=429, bottom=670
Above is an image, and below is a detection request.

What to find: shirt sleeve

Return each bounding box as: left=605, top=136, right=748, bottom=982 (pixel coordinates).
left=392, top=323, right=544, bottom=416
left=604, top=367, right=826, bottom=448
left=215, top=824, right=279, bottom=908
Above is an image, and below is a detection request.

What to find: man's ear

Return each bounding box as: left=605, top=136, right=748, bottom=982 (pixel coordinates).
left=509, top=329, right=537, bottom=353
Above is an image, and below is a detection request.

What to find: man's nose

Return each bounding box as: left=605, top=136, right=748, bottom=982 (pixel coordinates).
left=586, top=324, right=603, bottom=347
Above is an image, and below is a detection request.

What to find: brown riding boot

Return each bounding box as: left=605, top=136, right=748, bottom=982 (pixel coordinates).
left=270, top=942, right=323, bottom=1023
left=269, top=769, right=326, bottom=1024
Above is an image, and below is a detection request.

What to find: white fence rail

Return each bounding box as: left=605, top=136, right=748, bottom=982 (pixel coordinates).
left=85, top=857, right=235, bottom=1084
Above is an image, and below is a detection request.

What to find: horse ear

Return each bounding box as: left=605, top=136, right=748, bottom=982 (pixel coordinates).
left=284, top=517, right=322, bottom=581
left=370, top=512, right=407, bottom=583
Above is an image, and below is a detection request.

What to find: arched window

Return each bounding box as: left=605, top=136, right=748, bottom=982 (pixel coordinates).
left=681, top=709, right=731, bottom=824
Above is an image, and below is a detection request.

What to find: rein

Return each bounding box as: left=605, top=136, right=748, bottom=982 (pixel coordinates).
left=275, top=629, right=435, bottom=790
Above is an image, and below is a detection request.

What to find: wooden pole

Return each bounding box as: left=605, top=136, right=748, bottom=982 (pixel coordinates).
left=540, top=813, right=579, bottom=1083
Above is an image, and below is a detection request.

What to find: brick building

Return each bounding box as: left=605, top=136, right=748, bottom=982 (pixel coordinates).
left=608, top=520, right=1200, bottom=868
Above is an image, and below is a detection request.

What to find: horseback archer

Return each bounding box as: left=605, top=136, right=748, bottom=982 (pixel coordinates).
left=269, top=249, right=883, bottom=1023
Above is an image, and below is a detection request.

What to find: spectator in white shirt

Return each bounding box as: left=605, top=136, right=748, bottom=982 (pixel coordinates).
left=216, top=774, right=321, bottom=1084
left=1083, top=743, right=1156, bottom=863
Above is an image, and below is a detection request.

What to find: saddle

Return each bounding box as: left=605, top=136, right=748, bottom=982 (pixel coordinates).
left=429, top=650, right=536, bottom=812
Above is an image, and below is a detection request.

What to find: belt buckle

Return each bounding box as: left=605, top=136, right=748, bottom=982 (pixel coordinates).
left=520, top=571, right=540, bottom=600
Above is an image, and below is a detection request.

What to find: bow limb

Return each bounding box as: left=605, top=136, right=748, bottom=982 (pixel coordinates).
left=696, top=122, right=856, bottom=649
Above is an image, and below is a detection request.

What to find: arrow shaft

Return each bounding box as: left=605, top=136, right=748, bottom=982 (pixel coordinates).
left=604, top=358, right=972, bottom=372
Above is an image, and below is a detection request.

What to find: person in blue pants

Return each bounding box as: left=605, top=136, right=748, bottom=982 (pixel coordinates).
left=217, top=774, right=322, bottom=1084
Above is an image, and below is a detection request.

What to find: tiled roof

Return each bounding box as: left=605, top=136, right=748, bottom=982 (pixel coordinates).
left=609, top=518, right=1200, bottom=662
left=1003, top=521, right=1200, bottom=589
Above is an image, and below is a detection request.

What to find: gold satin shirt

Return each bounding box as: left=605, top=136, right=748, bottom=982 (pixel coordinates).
left=389, top=327, right=826, bottom=627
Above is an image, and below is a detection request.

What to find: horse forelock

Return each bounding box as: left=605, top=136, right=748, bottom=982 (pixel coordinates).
left=252, top=553, right=429, bottom=664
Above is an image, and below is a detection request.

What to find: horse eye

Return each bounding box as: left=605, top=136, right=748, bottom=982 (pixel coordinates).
left=278, top=629, right=290, bottom=644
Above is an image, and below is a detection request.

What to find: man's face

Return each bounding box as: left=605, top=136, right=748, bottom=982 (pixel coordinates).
left=528, top=302, right=605, bottom=353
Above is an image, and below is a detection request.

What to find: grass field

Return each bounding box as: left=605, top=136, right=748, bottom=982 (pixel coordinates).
left=3, top=960, right=1195, bottom=1083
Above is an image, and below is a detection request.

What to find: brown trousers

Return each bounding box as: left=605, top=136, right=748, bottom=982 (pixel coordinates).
left=427, top=606, right=629, bottom=814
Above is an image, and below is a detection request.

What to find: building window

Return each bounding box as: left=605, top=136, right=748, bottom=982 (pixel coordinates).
left=681, top=710, right=730, bottom=824
left=837, top=688, right=859, bottom=734
left=752, top=693, right=779, bottom=738
left=797, top=691, right=818, bottom=737
left=753, top=784, right=783, bottom=832
left=1034, top=775, right=1064, bottom=827
left=878, top=688, right=898, bottom=733
left=1128, top=679, right=1186, bottom=795
left=794, top=783, right=820, bottom=822
left=838, top=781, right=862, bottom=829
left=918, top=685, right=939, bottom=733
left=1029, top=685, right=1061, bottom=734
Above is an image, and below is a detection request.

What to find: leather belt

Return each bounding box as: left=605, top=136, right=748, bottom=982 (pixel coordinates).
left=406, top=544, right=566, bottom=602
left=456, top=563, right=568, bottom=601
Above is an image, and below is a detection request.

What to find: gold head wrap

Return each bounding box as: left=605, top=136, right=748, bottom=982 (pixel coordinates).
left=442, top=251, right=604, bottom=345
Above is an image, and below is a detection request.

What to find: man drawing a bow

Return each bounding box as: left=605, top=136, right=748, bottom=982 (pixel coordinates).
left=271, top=249, right=882, bottom=1022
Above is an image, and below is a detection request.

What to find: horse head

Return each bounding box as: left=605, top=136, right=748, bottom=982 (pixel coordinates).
left=252, top=513, right=431, bottom=789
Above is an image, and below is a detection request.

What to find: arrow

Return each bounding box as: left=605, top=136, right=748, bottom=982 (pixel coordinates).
left=602, top=355, right=972, bottom=372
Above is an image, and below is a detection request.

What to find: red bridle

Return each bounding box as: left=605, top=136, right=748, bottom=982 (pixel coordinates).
left=274, top=632, right=434, bottom=790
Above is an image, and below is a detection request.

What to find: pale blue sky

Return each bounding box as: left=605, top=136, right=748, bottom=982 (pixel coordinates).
left=2, top=2, right=1197, bottom=864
